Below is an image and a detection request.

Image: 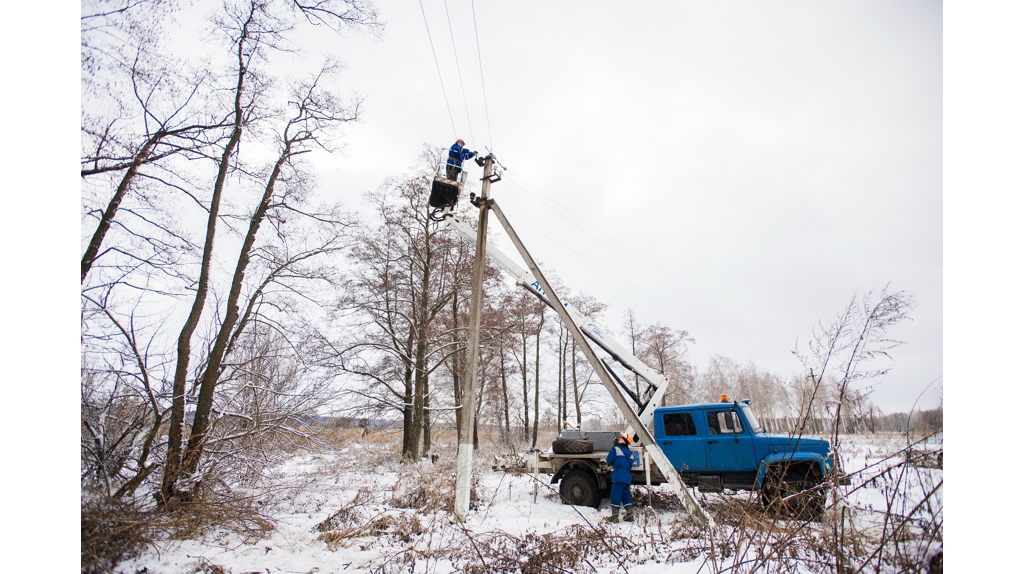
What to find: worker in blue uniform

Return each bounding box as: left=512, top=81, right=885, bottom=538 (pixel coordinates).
left=606, top=433, right=636, bottom=522
left=446, top=138, right=477, bottom=180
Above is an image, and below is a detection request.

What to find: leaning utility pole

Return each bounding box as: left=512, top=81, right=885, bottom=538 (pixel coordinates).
left=454, top=154, right=494, bottom=522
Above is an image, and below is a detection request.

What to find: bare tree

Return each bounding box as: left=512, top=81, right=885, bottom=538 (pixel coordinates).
left=173, top=66, right=359, bottom=493
left=330, top=161, right=481, bottom=460
left=80, top=0, right=382, bottom=507
left=794, top=284, right=915, bottom=445
left=622, top=309, right=643, bottom=400
left=506, top=289, right=545, bottom=441
left=81, top=0, right=232, bottom=285
left=792, top=284, right=915, bottom=574
left=565, top=294, right=607, bottom=428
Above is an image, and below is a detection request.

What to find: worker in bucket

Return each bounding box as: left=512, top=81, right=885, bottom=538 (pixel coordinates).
left=606, top=433, right=635, bottom=522
left=446, top=138, right=477, bottom=180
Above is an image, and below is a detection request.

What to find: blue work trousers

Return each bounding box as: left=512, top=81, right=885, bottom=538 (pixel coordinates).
left=609, top=481, right=633, bottom=509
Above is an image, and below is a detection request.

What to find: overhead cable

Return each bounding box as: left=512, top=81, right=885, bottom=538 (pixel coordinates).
left=502, top=171, right=798, bottom=368
left=443, top=0, right=476, bottom=147
left=470, top=0, right=493, bottom=149
left=418, top=0, right=458, bottom=138
left=502, top=210, right=798, bottom=373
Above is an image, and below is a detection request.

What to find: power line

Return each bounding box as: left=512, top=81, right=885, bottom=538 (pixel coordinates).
left=501, top=211, right=797, bottom=372
left=418, top=0, right=458, bottom=138
left=501, top=171, right=799, bottom=367
left=470, top=0, right=493, bottom=149
left=504, top=171, right=789, bottom=356
left=443, top=0, right=476, bottom=146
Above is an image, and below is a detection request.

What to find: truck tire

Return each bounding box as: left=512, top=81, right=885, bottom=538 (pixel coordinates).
left=761, top=469, right=824, bottom=521
left=559, top=469, right=601, bottom=508
left=551, top=437, right=594, bottom=455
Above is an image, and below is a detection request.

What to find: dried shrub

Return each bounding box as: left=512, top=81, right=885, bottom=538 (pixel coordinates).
left=316, top=489, right=376, bottom=532
left=454, top=524, right=616, bottom=574
left=387, top=463, right=479, bottom=513
left=166, top=481, right=276, bottom=543
left=315, top=490, right=424, bottom=550
left=81, top=495, right=154, bottom=574
left=192, top=556, right=228, bottom=573
left=317, top=513, right=424, bottom=550
left=82, top=477, right=278, bottom=572
left=632, top=486, right=684, bottom=511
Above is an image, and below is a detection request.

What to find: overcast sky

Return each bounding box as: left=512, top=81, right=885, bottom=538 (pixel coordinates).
left=283, top=0, right=940, bottom=412
left=72, top=0, right=943, bottom=416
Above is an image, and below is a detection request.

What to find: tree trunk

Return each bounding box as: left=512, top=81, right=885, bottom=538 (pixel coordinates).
left=81, top=131, right=163, bottom=282
left=521, top=324, right=530, bottom=442
left=556, top=328, right=563, bottom=429
left=531, top=308, right=544, bottom=448
left=572, top=339, right=582, bottom=428
left=499, top=346, right=510, bottom=438
left=561, top=328, right=569, bottom=429
left=451, top=291, right=463, bottom=438
left=401, top=335, right=415, bottom=459
left=160, top=23, right=250, bottom=502
left=422, top=376, right=431, bottom=454
left=473, top=359, right=483, bottom=449
left=181, top=140, right=292, bottom=483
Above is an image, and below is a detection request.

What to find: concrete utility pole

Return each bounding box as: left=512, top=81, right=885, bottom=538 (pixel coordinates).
left=454, top=154, right=494, bottom=522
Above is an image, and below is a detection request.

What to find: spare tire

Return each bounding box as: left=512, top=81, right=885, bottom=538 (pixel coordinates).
left=552, top=437, right=594, bottom=454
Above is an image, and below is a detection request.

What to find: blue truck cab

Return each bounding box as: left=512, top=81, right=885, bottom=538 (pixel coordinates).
left=542, top=397, right=847, bottom=516
left=653, top=399, right=843, bottom=497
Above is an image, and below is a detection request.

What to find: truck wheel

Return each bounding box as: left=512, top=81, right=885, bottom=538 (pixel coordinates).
left=559, top=470, right=601, bottom=508
left=552, top=437, right=595, bottom=455
left=761, top=470, right=824, bottom=521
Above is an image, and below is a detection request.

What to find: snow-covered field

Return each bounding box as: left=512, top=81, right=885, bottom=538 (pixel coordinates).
left=112, top=430, right=941, bottom=574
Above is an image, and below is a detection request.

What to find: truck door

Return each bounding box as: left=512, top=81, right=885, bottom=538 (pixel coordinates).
left=657, top=411, right=707, bottom=472
left=704, top=409, right=755, bottom=471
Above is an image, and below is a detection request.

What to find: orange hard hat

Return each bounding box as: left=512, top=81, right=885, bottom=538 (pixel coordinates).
left=620, top=433, right=633, bottom=445
left=456, top=138, right=465, bottom=145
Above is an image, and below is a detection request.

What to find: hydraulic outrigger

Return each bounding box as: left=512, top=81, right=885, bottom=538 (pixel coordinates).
left=436, top=154, right=712, bottom=528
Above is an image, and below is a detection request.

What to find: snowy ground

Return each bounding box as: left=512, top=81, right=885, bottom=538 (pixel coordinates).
left=113, top=431, right=941, bottom=574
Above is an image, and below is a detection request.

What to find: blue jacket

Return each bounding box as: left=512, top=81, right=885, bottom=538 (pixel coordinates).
left=606, top=445, right=634, bottom=484
left=447, top=143, right=475, bottom=167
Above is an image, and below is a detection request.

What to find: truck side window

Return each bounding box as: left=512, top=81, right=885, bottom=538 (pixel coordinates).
left=707, top=411, right=744, bottom=435
left=663, top=413, right=696, bottom=436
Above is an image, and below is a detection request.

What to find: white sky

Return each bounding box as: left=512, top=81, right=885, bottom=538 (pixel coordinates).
left=288, top=0, right=944, bottom=412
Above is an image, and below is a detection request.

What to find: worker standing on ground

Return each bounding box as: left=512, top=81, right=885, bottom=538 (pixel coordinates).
left=606, top=434, right=635, bottom=522
left=446, top=138, right=477, bottom=180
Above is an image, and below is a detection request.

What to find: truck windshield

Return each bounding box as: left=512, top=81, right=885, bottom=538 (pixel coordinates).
left=740, top=404, right=762, bottom=433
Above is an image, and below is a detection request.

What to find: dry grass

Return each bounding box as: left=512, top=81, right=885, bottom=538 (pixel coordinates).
left=82, top=480, right=276, bottom=574
left=81, top=495, right=154, bottom=574
left=387, top=460, right=480, bottom=513
left=314, top=489, right=424, bottom=551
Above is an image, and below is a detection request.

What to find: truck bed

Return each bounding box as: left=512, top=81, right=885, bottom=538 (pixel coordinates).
left=529, top=446, right=669, bottom=485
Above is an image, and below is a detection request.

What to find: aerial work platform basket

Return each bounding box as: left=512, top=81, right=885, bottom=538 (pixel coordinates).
left=428, top=154, right=470, bottom=221
left=429, top=175, right=461, bottom=209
